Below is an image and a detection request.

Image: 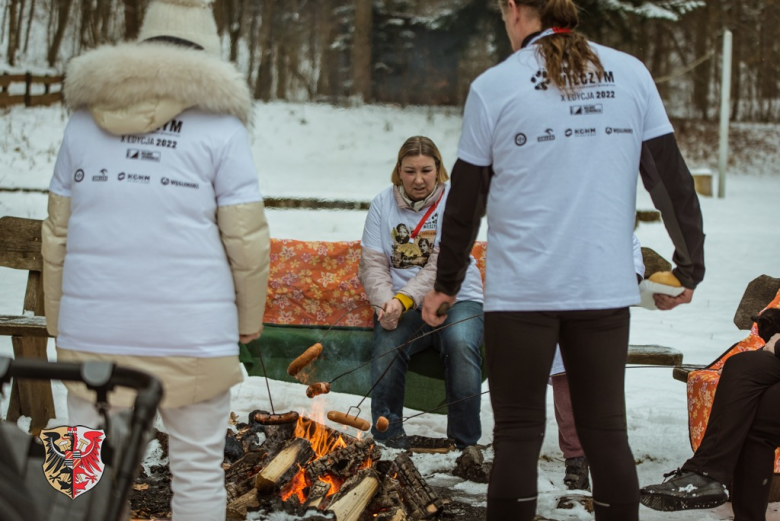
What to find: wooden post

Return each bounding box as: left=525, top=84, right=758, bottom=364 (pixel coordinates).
left=23, top=71, right=31, bottom=107
left=7, top=271, right=56, bottom=435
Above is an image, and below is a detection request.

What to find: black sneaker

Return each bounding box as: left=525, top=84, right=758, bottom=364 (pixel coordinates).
left=640, top=469, right=729, bottom=511
left=563, top=456, right=590, bottom=490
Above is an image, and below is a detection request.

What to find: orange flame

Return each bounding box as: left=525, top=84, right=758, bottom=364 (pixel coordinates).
left=295, top=416, right=347, bottom=458
left=319, top=474, right=344, bottom=496
left=280, top=466, right=307, bottom=503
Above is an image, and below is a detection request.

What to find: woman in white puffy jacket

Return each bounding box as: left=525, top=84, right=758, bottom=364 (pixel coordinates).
left=41, top=1, right=269, bottom=519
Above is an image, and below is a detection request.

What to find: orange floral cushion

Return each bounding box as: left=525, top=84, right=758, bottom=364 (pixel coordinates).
left=262, top=239, right=487, bottom=328
left=686, top=288, right=780, bottom=472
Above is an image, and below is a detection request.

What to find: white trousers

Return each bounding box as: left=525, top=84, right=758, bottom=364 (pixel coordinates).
left=68, top=391, right=230, bottom=521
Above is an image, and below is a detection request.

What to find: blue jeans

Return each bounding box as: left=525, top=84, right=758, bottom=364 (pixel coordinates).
left=370, top=300, right=484, bottom=449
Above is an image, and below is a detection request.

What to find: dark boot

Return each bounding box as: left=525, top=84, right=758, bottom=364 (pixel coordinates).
left=563, top=456, right=590, bottom=490
left=640, top=469, right=729, bottom=511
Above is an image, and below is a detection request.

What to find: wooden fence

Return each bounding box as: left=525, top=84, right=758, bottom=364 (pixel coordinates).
left=0, top=73, right=63, bottom=108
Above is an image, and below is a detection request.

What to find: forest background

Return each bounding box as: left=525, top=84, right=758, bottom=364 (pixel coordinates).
left=0, top=0, right=779, bottom=123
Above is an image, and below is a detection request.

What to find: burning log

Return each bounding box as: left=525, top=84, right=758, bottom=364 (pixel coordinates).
left=225, top=454, right=264, bottom=505
left=303, top=479, right=332, bottom=509
left=367, top=469, right=408, bottom=521
left=376, top=508, right=408, bottom=521
left=394, top=452, right=442, bottom=519
left=226, top=489, right=260, bottom=519
left=327, top=468, right=381, bottom=521
left=306, top=438, right=382, bottom=482
left=255, top=437, right=316, bottom=493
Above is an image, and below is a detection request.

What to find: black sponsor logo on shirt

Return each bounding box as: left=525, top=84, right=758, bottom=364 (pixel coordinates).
left=160, top=177, right=199, bottom=189
left=74, top=169, right=85, bottom=183
left=117, top=172, right=149, bottom=184
left=531, top=70, right=550, bottom=91
left=514, top=133, right=527, bottom=146
left=565, top=128, right=597, bottom=138
left=605, top=127, right=633, bottom=135
left=535, top=69, right=615, bottom=93
left=537, top=129, right=555, bottom=142
left=570, top=104, right=603, bottom=116
left=92, top=168, right=109, bottom=182
left=126, top=149, right=161, bottom=162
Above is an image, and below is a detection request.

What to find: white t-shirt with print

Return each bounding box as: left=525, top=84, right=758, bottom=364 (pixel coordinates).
left=362, top=185, right=483, bottom=304
left=49, top=109, right=263, bottom=358
left=457, top=41, right=674, bottom=312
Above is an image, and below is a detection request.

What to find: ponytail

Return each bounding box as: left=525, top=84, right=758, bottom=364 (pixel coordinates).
left=500, top=0, right=605, bottom=95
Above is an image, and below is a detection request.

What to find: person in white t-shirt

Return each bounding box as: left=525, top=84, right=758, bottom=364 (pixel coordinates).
left=41, top=1, right=270, bottom=520
left=421, top=1, right=705, bottom=520
left=359, top=136, right=485, bottom=450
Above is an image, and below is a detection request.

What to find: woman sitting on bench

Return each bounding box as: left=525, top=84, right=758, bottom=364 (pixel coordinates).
left=359, top=136, right=485, bottom=450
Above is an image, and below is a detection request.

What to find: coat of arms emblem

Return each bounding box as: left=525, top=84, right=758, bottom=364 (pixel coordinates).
left=40, top=426, right=106, bottom=499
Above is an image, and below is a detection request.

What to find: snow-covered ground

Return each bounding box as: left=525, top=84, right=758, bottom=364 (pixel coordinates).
left=2, top=102, right=780, bottom=520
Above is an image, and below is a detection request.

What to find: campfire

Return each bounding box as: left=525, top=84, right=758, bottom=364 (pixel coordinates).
left=223, top=411, right=443, bottom=521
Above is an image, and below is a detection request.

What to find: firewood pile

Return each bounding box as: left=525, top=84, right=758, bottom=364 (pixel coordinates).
left=131, top=411, right=446, bottom=521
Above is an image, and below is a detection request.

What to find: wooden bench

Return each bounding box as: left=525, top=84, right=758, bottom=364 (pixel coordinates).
left=672, top=275, right=780, bottom=384
left=0, top=217, right=683, bottom=422
left=0, top=217, right=54, bottom=435
left=673, top=275, right=780, bottom=500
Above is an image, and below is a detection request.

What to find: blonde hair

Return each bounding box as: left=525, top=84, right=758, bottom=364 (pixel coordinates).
left=498, top=0, right=605, bottom=95
left=391, top=136, right=449, bottom=185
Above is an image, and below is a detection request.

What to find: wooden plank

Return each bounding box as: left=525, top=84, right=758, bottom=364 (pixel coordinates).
left=11, top=336, right=56, bottom=435
left=0, top=315, right=49, bottom=337
left=7, top=270, right=55, bottom=435
left=673, top=365, right=707, bottom=383
left=29, top=74, right=64, bottom=85
left=0, top=94, right=26, bottom=107
left=626, top=344, right=683, bottom=366
left=0, top=217, right=44, bottom=271
left=27, top=93, right=63, bottom=107
left=0, top=74, right=27, bottom=86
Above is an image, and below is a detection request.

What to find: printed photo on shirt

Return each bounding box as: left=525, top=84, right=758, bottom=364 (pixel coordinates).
left=391, top=224, right=435, bottom=269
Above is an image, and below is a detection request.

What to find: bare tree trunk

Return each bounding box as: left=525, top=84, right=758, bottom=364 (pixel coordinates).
left=650, top=21, right=670, bottom=101
left=47, top=0, right=73, bottom=66
left=6, top=0, right=21, bottom=65
left=0, top=1, right=9, bottom=47
left=228, top=0, right=244, bottom=63
left=691, top=4, right=711, bottom=120
left=316, top=0, right=339, bottom=100
left=757, top=0, right=779, bottom=121
left=351, top=0, right=371, bottom=101
left=254, top=0, right=276, bottom=101
left=246, top=2, right=261, bottom=84
left=123, top=0, right=141, bottom=40
left=22, top=0, right=34, bottom=53
left=275, top=34, right=287, bottom=100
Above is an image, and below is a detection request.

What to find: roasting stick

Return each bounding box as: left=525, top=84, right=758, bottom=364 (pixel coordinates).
left=288, top=303, right=385, bottom=391
left=328, top=310, right=485, bottom=386
left=245, top=340, right=301, bottom=425
left=328, top=303, right=455, bottom=432
left=375, top=364, right=683, bottom=432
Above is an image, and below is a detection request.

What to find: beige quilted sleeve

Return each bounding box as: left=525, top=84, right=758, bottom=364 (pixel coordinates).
left=217, top=201, right=270, bottom=335
left=359, top=247, right=395, bottom=310
left=41, top=193, right=71, bottom=337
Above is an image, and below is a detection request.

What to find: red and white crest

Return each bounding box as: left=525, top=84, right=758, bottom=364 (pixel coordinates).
left=40, top=425, right=106, bottom=499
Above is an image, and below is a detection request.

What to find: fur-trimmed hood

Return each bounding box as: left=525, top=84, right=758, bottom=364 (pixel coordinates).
left=64, top=42, right=252, bottom=134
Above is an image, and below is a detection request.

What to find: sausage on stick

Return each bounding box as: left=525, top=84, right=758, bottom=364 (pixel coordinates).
left=327, top=410, right=370, bottom=431
left=287, top=343, right=323, bottom=376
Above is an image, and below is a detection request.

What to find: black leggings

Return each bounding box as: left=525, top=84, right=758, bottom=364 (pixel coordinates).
left=485, top=308, right=639, bottom=521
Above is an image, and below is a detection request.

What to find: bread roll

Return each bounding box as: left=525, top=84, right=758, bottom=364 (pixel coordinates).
left=648, top=271, right=682, bottom=288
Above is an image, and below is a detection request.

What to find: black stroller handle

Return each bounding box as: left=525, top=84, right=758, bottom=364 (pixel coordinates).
left=0, top=356, right=163, bottom=521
